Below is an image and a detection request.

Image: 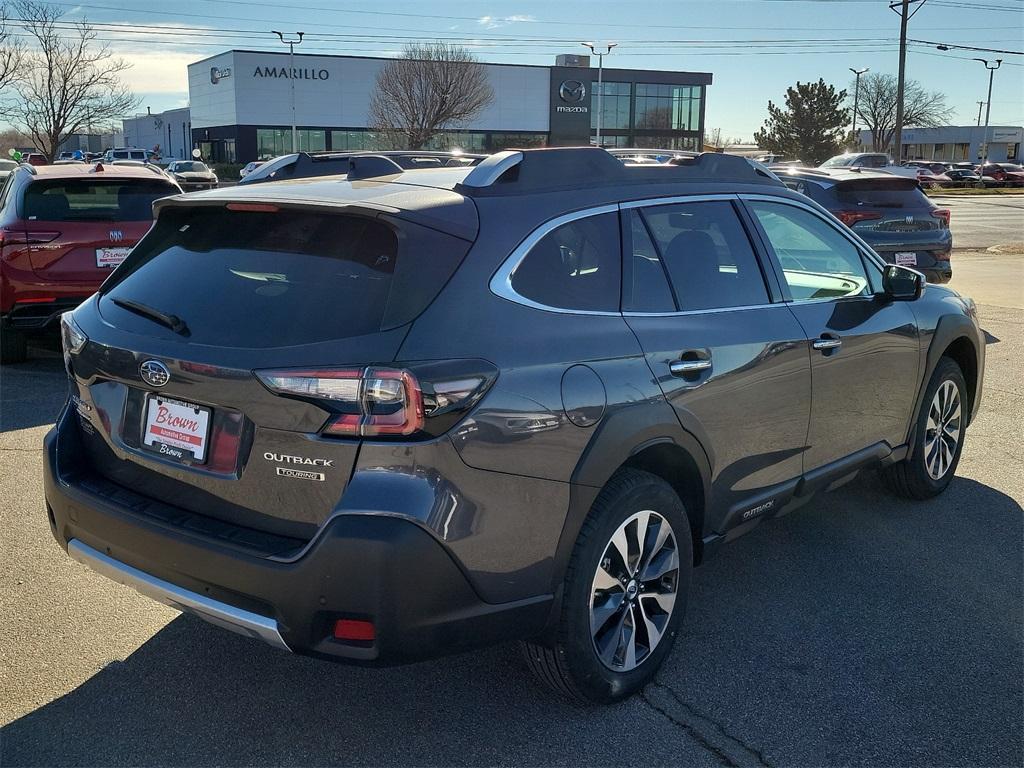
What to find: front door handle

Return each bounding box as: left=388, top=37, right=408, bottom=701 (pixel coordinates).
left=812, top=336, right=842, bottom=351
left=669, top=359, right=712, bottom=376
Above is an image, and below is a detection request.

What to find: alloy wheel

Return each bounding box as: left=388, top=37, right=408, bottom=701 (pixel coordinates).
left=589, top=510, right=679, bottom=672
left=924, top=379, right=961, bottom=480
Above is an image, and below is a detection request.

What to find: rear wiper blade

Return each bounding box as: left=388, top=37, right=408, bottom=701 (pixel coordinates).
left=111, top=297, right=189, bottom=336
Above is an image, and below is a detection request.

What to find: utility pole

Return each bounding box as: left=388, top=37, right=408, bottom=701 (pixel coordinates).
left=273, top=31, right=304, bottom=153
left=892, top=0, right=911, bottom=162
left=975, top=58, right=1002, bottom=171
left=849, top=67, right=869, bottom=149
left=976, top=101, right=985, bottom=126
left=583, top=42, right=616, bottom=147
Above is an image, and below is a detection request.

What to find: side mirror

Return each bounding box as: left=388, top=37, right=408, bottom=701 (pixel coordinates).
left=882, top=263, right=925, bottom=301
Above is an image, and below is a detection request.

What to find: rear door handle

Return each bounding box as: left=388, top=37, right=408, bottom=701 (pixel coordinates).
left=812, top=336, right=842, bottom=351
left=669, top=358, right=712, bottom=376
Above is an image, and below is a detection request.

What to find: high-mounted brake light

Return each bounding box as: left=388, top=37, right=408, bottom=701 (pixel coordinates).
left=835, top=210, right=883, bottom=228
left=226, top=203, right=280, bottom=213
left=930, top=208, right=951, bottom=227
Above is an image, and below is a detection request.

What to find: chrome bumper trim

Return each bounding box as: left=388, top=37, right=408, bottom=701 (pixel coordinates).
left=68, top=539, right=290, bottom=652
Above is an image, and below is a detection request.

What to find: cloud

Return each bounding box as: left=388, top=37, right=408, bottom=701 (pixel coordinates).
left=477, top=14, right=536, bottom=29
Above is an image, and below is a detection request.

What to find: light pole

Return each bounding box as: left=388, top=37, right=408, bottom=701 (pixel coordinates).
left=974, top=58, right=1002, bottom=172
left=273, top=30, right=304, bottom=153
left=849, top=67, right=869, bottom=149
left=582, top=42, right=616, bottom=147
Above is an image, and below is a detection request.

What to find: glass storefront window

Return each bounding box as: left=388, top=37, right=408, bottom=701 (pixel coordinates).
left=634, top=84, right=702, bottom=132
left=591, top=82, right=631, bottom=131
left=297, top=129, right=326, bottom=153
left=256, top=128, right=325, bottom=158
left=489, top=133, right=547, bottom=150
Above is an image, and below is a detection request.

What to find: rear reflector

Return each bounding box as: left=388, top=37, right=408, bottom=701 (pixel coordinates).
left=16, top=296, right=58, bottom=304
left=935, top=251, right=951, bottom=261
left=333, top=619, right=375, bottom=642
left=226, top=203, right=280, bottom=213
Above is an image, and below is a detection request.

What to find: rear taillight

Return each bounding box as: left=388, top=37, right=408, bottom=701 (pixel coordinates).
left=60, top=312, right=88, bottom=372
left=931, top=208, right=951, bottom=227
left=256, top=361, right=496, bottom=440
left=835, top=210, right=883, bottom=228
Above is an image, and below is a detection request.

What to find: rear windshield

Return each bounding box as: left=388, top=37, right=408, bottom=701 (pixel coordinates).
left=23, top=178, right=178, bottom=221
left=101, top=207, right=470, bottom=347
left=834, top=180, right=930, bottom=208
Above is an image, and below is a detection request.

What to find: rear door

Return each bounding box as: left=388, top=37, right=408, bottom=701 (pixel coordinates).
left=827, top=177, right=950, bottom=273
left=23, top=176, right=178, bottom=283
left=622, top=196, right=812, bottom=531
left=73, top=203, right=472, bottom=539
left=744, top=197, right=920, bottom=471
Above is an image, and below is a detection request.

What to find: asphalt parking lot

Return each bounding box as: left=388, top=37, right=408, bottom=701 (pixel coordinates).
left=1, top=251, right=1022, bottom=767
left=940, top=194, right=1024, bottom=251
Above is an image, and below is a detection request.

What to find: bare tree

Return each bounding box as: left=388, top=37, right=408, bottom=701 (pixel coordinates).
left=0, top=3, right=25, bottom=98
left=852, top=72, right=954, bottom=153
left=706, top=128, right=742, bottom=150
left=368, top=42, right=493, bottom=150
left=11, top=1, right=138, bottom=159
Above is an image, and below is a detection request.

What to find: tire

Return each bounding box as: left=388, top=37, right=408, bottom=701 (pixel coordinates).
left=522, top=469, right=693, bottom=704
left=0, top=325, right=28, bottom=364
left=882, top=357, right=968, bottom=500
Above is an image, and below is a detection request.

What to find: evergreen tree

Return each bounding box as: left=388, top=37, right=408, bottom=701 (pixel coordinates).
left=754, top=79, right=849, bottom=165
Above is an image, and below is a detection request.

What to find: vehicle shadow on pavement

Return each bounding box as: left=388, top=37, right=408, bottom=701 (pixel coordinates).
left=2, top=474, right=1021, bottom=767
left=0, top=341, right=67, bottom=433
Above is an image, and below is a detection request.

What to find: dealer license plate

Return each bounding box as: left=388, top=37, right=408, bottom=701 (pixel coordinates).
left=142, top=395, right=211, bottom=464
left=96, top=247, right=131, bottom=268
left=894, top=252, right=918, bottom=266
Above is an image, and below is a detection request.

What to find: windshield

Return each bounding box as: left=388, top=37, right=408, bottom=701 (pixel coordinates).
left=172, top=162, right=209, bottom=173
left=23, top=178, right=179, bottom=221
left=821, top=155, right=856, bottom=167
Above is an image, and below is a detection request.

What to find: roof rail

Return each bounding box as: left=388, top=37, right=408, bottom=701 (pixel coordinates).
left=346, top=154, right=405, bottom=180
left=455, top=147, right=781, bottom=196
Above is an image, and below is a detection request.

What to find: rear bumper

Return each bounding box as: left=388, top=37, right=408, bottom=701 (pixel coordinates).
left=2, top=297, right=91, bottom=330
left=44, top=414, right=552, bottom=664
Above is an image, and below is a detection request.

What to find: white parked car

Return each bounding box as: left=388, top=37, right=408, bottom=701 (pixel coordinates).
left=819, top=152, right=918, bottom=179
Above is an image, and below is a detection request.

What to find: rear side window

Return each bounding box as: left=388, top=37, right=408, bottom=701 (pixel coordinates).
left=102, top=207, right=470, bottom=347
left=834, top=181, right=930, bottom=208
left=23, top=179, right=178, bottom=222
left=510, top=212, right=621, bottom=312
left=639, top=200, right=770, bottom=311
left=623, top=210, right=676, bottom=312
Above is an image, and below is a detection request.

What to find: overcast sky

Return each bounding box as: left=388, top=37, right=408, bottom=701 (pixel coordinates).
left=6, top=0, right=1024, bottom=138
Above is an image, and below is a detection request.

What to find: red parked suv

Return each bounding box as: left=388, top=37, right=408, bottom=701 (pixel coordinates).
left=1, top=163, right=181, bottom=362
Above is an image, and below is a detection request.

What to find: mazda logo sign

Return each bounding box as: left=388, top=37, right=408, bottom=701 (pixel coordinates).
left=559, top=80, right=586, bottom=103
left=140, top=359, right=170, bottom=388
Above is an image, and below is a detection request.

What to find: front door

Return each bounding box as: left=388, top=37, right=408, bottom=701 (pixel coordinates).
left=744, top=198, right=920, bottom=471
left=621, top=198, right=812, bottom=532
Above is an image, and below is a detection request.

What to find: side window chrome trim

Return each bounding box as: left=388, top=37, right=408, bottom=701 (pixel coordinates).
left=623, top=302, right=777, bottom=318
left=619, top=192, right=739, bottom=210
left=739, top=192, right=889, bottom=272
left=488, top=203, right=621, bottom=317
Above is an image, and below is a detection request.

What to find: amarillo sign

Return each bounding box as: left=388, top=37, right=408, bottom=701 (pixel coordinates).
left=253, top=66, right=330, bottom=80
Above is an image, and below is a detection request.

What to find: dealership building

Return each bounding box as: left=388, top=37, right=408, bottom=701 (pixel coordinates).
left=856, top=125, right=1022, bottom=163
left=123, top=50, right=712, bottom=163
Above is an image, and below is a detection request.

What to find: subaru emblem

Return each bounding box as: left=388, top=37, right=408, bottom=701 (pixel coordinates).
left=139, top=359, right=170, bottom=388
left=109, top=230, right=124, bottom=242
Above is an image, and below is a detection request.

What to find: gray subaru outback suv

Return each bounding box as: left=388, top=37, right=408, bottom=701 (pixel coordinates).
left=44, top=148, right=984, bottom=703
